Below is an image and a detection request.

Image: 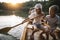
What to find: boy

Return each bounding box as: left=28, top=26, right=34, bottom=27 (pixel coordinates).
left=46, top=5, right=59, bottom=40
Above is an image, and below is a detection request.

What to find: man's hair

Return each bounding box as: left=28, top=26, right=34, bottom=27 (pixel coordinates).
left=49, top=5, right=59, bottom=13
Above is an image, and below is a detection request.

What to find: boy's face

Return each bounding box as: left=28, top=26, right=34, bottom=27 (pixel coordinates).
left=49, top=8, right=55, bottom=17
left=36, top=8, right=41, bottom=14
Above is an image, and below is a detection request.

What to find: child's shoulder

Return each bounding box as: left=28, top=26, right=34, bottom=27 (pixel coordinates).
left=56, top=15, right=60, bottom=20
left=41, top=12, right=45, bottom=16
left=56, top=15, right=59, bottom=18
left=45, top=15, right=51, bottom=19
left=46, top=15, right=50, bottom=17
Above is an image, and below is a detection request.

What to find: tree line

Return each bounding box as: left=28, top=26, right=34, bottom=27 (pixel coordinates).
left=0, top=0, right=60, bottom=17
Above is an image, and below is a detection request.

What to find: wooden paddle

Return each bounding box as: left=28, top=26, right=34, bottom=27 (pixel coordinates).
left=20, top=22, right=29, bottom=40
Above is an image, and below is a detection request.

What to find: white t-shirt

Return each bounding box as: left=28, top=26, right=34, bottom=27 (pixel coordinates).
left=46, top=15, right=59, bottom=29
left=28, top=12, right=44, bottom=24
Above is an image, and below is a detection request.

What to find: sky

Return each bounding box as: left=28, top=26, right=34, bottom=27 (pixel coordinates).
left=0, top=0, right=30, bottom=3
left=0, top=0, right=49, bottom=3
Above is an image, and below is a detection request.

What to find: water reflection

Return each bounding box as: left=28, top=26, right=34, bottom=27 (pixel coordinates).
left=0, top=15, right=24, bottom=39
left=0, top=34, right=17, bottom=40
left=0, top=15, right=24, bottom=29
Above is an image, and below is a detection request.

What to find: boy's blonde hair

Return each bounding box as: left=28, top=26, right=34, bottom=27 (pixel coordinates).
left=49, top=5, right=59, bottom=13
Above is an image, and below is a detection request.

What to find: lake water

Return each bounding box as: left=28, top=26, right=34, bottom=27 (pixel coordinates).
left=0, top=15, right=24, bottom=29
left=0, top=34, right=17, bottom=40
left=0, top=15, right=27, bottom=40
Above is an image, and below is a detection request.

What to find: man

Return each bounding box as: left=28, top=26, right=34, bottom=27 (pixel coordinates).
left=46, top=5, right=59, bottom=40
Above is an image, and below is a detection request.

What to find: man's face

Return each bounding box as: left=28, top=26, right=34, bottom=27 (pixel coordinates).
left=36, top=8, right=41, bottom=14
left=49, top=8, right=55, bottom=17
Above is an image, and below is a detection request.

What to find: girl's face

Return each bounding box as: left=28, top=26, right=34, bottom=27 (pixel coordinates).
left=36, top=8, right=41, bottom=14
left=49, top=8, right=55, bottom=17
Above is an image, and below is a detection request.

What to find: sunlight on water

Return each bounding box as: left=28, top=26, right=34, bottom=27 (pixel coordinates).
left=0, top=15, right=26, bottom=39
left=0, top=15, right=24, bottom=29
left=0, top=15, right=28, bottom=39
left=8, top=22, right=28, bottom=39
left=0, top=34, right=17, bottom=40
